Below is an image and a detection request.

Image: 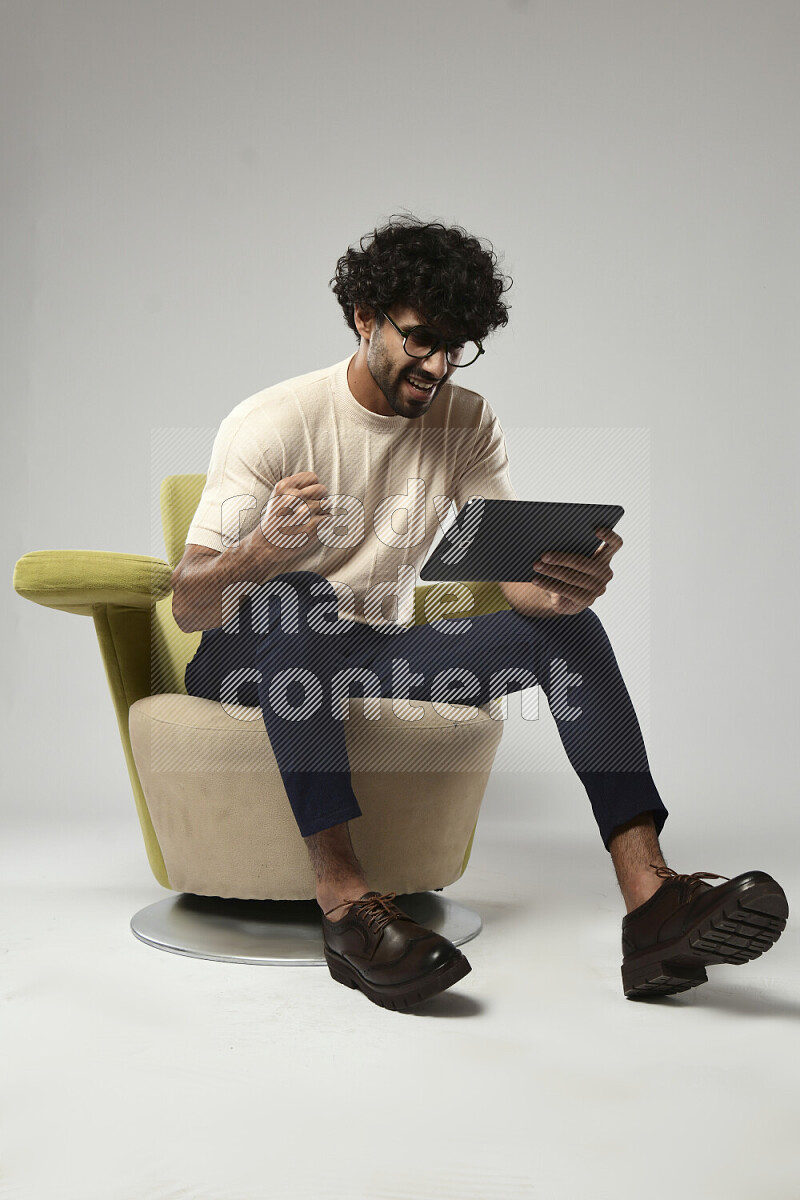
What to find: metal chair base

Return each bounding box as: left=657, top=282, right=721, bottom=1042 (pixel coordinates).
left=130, top=891, right=482, bottom=965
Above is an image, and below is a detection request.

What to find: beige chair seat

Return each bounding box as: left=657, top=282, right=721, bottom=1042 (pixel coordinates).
left=130, top=692, right=504, bottom=900
left=13, top=473, right=512, bottom=924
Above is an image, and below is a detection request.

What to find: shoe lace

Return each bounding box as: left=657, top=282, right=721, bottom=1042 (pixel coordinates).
left=323, top=891, right=405, bottom=934
left=650, top=863, right=730, bottom=897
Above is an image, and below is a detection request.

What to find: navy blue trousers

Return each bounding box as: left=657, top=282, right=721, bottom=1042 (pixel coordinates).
left=184, top=570, right=668, bottom=849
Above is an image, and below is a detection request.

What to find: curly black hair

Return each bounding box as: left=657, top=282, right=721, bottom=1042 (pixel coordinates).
left=330, top=214, right=512, bottom=345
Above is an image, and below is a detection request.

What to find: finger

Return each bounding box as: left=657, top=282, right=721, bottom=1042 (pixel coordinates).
left=268, top=495, right=316, bottom=524
left=274, top=487, right=330, bottom=509
left=288, top=488, right=331, bottom=517
left=298, top=484, right=329, bottom=501
left=276, top=489, right=328, bottom=514
left=533, top=560, right=610, bottom=587
left=276, top=472, right=320, bottom=492
left=593, top=527, right=623, bottom=558
left=536, top=550, right=597, bottom=571
left=534, top=561, right=608, bottom=595
left=539, top=536, right=619, bottom=569
left=271, top=492, right=312, bottom=512
left=530, top=575, right=601, bottom=603
left=550, top=593, right=578, bottom=613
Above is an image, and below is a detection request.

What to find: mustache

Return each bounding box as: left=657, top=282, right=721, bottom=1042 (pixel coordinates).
left=404, top=369, right=442, bottom=386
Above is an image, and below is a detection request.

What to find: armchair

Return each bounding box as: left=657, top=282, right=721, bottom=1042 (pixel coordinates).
left=13, top=475, right=511, bottom=963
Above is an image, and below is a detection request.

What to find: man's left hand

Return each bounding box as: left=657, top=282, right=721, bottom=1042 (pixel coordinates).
left=531, top=526, right=623, bottom=615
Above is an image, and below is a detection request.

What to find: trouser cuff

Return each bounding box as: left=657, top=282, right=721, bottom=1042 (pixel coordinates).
left=579, top=771, right=669, bottom=851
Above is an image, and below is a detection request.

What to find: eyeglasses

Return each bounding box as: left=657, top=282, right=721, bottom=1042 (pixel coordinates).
left=378, top=310, right=484, bottom=368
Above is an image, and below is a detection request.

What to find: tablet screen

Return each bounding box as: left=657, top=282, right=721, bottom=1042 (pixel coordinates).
left=419, top=499, right=624, bottom=583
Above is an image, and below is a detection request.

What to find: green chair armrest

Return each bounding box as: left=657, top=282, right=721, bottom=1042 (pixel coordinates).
left=413, top=578, right=510, bottom=624
left=13, top=550, right=173, bottom=616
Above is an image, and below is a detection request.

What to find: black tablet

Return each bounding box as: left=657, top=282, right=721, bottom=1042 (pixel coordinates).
left=419, top=498, right=625, bottom=583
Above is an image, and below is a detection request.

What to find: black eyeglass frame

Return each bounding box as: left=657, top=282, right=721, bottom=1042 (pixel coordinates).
left=378, top=309, right=485, bottom=368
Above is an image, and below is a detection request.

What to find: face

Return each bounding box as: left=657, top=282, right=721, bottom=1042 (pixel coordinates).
left=365, top=304, right=461, bottom=419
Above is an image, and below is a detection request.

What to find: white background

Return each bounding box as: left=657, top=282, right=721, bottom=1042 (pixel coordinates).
left=3, top=5, right=800, bottom=1200
left=5, top=0, right=798, bottom=839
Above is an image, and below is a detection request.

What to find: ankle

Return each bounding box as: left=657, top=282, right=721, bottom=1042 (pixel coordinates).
left=622, top=869, right=665, bottom=914
left=317, top=877, right=370, bottom=920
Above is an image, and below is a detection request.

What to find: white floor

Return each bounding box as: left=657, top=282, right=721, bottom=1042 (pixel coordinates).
left=2, top=810, right=799, bottom=1200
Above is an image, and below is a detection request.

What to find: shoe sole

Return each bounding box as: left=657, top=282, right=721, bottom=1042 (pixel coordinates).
left=324, top=947, right=472, bottom=1011
left=622, top=874, right=789, bottom=999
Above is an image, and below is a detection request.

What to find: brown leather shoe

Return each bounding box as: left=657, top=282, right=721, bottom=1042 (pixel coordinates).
left=321, top=891, right=471, bottom=1011
left=622, top=864, right=789, bottom=999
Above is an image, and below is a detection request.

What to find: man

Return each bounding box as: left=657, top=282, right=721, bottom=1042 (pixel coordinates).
left=171, top=215, right=788, bottom=1011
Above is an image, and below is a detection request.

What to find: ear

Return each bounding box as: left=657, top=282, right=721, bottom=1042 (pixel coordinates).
left=353, top=303, right=378, bottom=341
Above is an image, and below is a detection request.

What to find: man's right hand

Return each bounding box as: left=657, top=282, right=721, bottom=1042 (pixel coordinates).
left=243, top=471, right=330, bottom=572
left=171, top=471, right=330, bottom=632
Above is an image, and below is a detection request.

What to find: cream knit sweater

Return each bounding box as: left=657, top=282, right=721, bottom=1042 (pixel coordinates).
left=186, top=353, right=517, bottom=627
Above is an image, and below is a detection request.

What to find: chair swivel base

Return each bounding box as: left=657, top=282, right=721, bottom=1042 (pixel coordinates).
left=130, top=891, right=483, bottom=965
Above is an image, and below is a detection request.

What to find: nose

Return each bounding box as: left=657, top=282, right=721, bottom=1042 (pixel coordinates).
left=419, top=346, right=449, bottom=378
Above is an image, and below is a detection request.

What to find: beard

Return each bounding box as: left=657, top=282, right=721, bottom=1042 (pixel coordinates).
left=367, top=332, right=441, bottom=419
